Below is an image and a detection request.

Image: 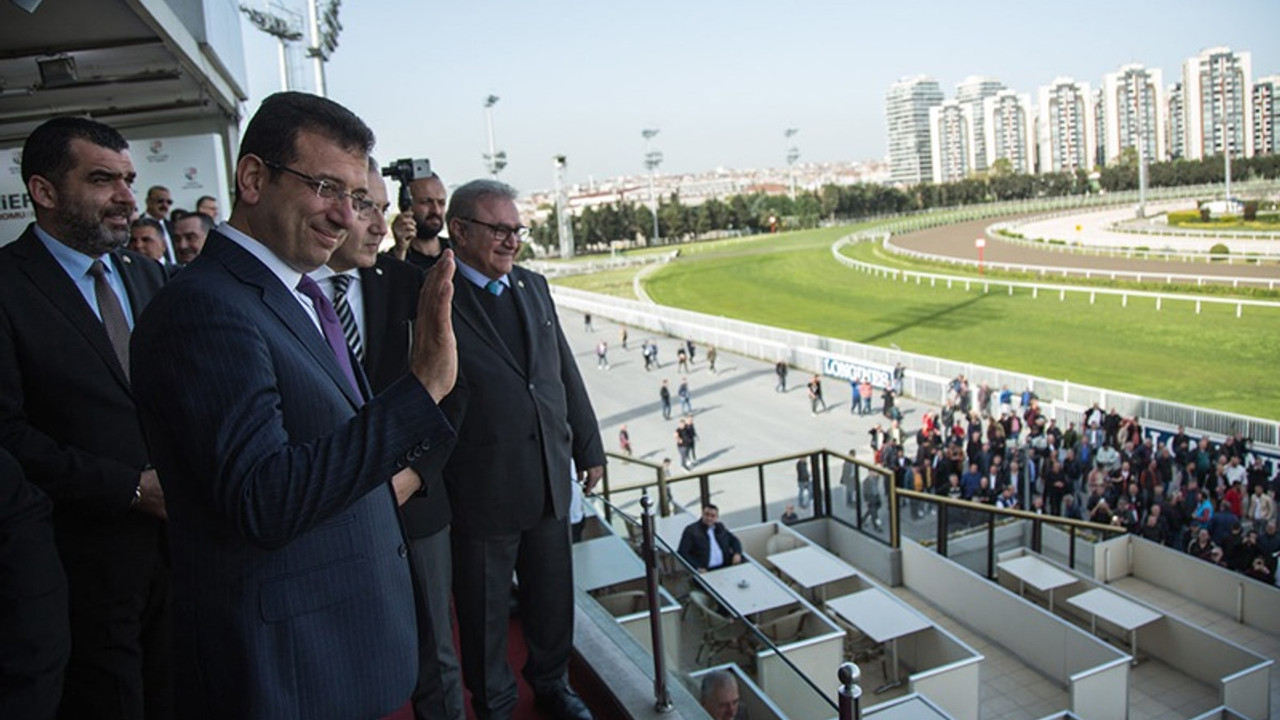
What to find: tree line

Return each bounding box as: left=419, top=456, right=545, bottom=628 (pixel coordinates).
left=528, top=152, right=1280, bottom=253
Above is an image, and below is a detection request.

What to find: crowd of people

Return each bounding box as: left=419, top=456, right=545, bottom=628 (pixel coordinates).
left=0, top=94, right=605, bottom=720
left=862, top=375, right=1280, bottom=586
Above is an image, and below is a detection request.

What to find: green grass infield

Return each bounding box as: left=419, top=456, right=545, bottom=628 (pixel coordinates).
left=554, top=223, right=1280, bottom=419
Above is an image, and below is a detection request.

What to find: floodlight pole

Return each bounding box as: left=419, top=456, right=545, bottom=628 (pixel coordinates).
left=484, top=95, right=507, bottom=178
left=785, top=128, right=799, bottom=201
left=642, top=128, right=662, bottom=243
left=553, top=155, right=574, bottom=259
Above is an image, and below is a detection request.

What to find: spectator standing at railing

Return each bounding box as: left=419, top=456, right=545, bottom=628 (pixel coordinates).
left=977, top=381, right=992, bottom=418
left=1256, top=519, right=1280, bottom=558
left=1247, top=485, right=1274, bottom=529
left=1061, top=494, right=1083, bottom=521
left=1187, top=528, right=1218, bottom=560
left=1103, top=408, right=1122, bottom=448
left=795, top=459, right=812, bottom=509
left=1163, top=489, right=1190, bottom=549
left=659, top=379, right=671, bottom=420
left=859, top=378, right=874, bottom=415
left=1245, top=456, right=1271, bottom=494
left=1224, top=480, right=1246, bottom=518
left=1210, top=501, right=1240, bottom=546
left=998, top=385, right=1013, bottom=416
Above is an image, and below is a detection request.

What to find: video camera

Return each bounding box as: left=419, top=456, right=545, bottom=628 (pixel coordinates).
left=380, top=158, right=432, bottom=213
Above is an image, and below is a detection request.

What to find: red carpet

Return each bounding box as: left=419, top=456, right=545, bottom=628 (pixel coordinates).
left=380, top=615, right=552, bottom=720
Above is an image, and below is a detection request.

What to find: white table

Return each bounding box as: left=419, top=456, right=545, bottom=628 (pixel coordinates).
left=1066, top=587, right=1161, bottom=663
left=701, top=563, right=797, bottom=618
left=998, top=555, right=1077, bottom=610
left=826, top=589, right=931, bottom=692
left=651, top=511, right=699, bottom=553
left=767, top=546, right=858, bottom=601
left=572, top=535, right=646, bottom=592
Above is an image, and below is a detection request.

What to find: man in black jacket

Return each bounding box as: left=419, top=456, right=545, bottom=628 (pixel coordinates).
left=677, top=504, right=742, bottom=572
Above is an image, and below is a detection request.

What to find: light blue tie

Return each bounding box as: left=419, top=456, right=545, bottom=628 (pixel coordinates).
left=485, top=279, right=503, bottom=296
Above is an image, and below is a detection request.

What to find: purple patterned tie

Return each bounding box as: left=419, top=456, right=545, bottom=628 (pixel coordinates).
left=296, top=274, right=362, bottom=400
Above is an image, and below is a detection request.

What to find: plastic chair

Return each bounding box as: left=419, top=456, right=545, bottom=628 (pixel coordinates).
left=756, top=608, right=809, bottom=645
left=596, top=589, right=647, bottom=616
left=689, top=590, right=747, bottom=665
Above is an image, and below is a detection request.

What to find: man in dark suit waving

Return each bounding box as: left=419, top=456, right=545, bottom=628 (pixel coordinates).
left=441, top=179, right=605, bottom=720
left=0, top=117, right=171, bottom=719
left=131, top=92, right=458, bottom=720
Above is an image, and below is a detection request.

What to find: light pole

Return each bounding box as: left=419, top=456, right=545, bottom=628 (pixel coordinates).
left=642, top=128, right=662, bottom=243
left=785, top=128, right=800, bottom=201
left=240, top=5, right=303, bottom=90
left=483, top=95, right=507, bottom=178
left=553, top=155, right=574, bottom=259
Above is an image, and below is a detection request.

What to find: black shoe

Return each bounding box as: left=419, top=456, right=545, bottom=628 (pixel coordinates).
left=534, top=687, right=593, bottom=720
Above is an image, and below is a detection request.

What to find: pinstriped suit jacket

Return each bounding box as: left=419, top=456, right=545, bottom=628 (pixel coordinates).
left=132, top=231, right=454, bottom=720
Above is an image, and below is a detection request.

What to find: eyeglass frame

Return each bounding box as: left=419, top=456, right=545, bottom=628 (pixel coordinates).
left=259, top=158, right=378, bottom=220
left=456, top=216, right=530, bottom=243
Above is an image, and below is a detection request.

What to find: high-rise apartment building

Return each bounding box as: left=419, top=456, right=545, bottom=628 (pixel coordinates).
left=1101, top=64, right=1166, bottom=165
left=1037, top=78, right=1095, bottom=174
left=929, top=100, right=971, bottom=183
left=1182, top=47, right=1253, bottom=159
left=983, top=90, right=1035, bottom=175
left=1167, top=82, right=1185, bottom=159
left=886, top=75, right=944, bottom=185
left=955, top=76, right=1006, bottom=172
left=1093, top=88, right=1107, bottom=169
left=1253, top=76, right=1278, bottom=157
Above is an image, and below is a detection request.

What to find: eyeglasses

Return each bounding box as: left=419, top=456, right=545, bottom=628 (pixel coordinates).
left=153, top=198, right=173, bottom=206
left=458, top=216, right=530, bottom=243
left=261, top=159, right=377, bottom=220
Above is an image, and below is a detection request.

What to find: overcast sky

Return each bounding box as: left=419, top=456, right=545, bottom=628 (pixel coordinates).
left=239, top=0, right=1279, bottom=194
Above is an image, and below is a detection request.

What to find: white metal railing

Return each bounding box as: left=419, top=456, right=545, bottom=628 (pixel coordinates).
left=878, top=234, right=1280, bottom=290
left=548, top=284, right=1280, bottom=446
left=832, top=236, right=1280, bottom=317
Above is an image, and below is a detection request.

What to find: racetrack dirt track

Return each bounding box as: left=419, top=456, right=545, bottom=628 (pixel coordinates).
left=892, top=216, right=1280, bottom=280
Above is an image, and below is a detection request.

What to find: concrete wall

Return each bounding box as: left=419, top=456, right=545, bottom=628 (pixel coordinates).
left=1129, top=536, right=1280, bottom=634
left=1138, top=616, right=1272, bottom=719
left=824, top=518, right=899, bottom=586
left=902, top=541, right=1129, bottom=719
left=614, top=587, right=683, bottom=670
left=908, top=655, right=982, bottom=720
left=1068, top=658, right=1130, bottom=720
left=757, top=652, right=841, bottom=720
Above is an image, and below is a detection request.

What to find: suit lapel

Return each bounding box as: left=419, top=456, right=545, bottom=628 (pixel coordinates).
left=451, top=268, right=524, bottom=377
left=11, top=230, right=131, bottom=389
left=359, top=265, right=387, bottom=376
left=204, top=232, right=363, bottom=409
left=508, top=268, right=542, bottom=373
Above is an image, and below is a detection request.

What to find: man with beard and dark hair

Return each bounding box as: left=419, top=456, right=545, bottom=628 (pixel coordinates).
left=0, top=116, right=171, bottom=719
left=394, top=172, right=450, bottom=271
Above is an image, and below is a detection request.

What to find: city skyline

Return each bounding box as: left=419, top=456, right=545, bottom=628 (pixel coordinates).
left=239, top=0, right=1279, bottom=195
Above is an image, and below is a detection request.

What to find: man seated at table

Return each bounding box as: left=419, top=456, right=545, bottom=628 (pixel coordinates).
left=678, top=504, right=742, bottom=572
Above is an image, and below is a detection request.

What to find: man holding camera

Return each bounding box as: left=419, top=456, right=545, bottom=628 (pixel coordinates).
left=392, top=171, right=450, bottom=271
